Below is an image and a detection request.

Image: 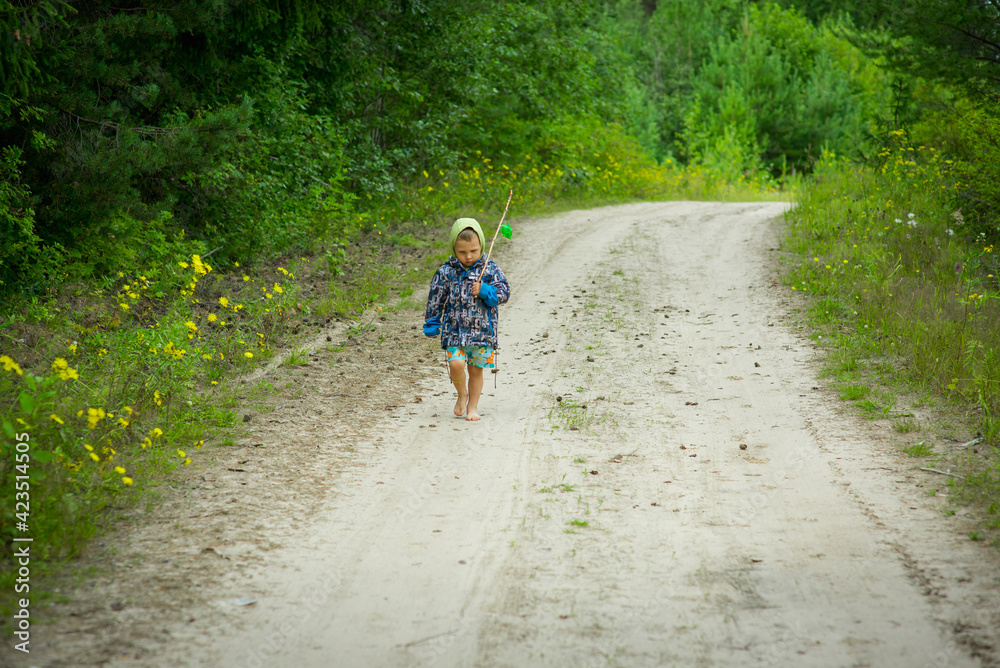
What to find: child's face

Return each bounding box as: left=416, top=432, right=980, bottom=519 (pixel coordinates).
left=454, top=237, right=482, bottom=267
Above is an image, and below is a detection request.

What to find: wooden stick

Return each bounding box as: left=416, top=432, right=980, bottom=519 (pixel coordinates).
left=919, top=467, right=964, bottom=479
left=478, top=189, right=513, bottom=282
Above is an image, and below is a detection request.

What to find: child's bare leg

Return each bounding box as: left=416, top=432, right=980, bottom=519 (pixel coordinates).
left=466, top=365, right=484, bottom=421
left=449, top=359, right=468, bottom=416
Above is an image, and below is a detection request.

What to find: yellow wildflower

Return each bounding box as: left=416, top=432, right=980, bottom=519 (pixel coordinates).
left=122, top=477, right=133, bottom=485
left=191, top=255, right=209, bottom=276
left=151, top=428, right=164, bottom=438
left=50, top=414, right=64, bottom=424
left=219, top=296, right=229, bottom=307
left=86, top=408, right=106, bottom=429
left=1, top=355, right=23, bottom=375
left=115, top=466, right=126, bottom=475
left=207, top=313, right=217, bottom=322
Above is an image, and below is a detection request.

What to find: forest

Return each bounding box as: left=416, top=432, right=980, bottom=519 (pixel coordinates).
left=2, top=0, right=999, bottom=590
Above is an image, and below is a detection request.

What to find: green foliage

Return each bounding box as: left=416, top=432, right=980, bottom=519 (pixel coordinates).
left=0, top=1, right=360, bottom=300
left=182, top=56, right=354, bottom=261
left=785, top=141, right=999, bottom=442
left=831, top=0, right=1000, bottom=96
left=0, top=144, right=41, bottom=287
left=685, top=3, right=878, bottom=176
left=599, top=1, right=887, bottom=181
left=601, top=0, right=746, bottom=161
left=0, top=0, right=74, bottom=96
left=948, top=106, right=1000, bottom=244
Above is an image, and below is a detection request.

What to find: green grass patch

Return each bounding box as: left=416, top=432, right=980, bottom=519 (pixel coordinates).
left=839, top=384, right=869, bottom=401
left=902, top=441, right=935, bottom=457
left=283, top=349, right=312, bottom=367
left=892, top=417, right=921, bottom=434
left=784, top=134, right=1000, bottom=541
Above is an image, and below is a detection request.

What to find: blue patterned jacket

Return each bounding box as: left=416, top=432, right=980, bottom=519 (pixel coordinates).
left=424, top=256, right=510, bottom=349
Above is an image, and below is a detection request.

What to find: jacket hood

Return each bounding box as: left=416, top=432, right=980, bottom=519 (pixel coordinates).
left=449, top=217, right=486, bottom=255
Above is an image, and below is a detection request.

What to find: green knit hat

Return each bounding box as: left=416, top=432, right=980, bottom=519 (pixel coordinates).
left=449, top=217, right=486, bottom=254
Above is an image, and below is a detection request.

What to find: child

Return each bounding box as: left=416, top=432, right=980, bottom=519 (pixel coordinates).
left=424, top=217, right=511, bottom=421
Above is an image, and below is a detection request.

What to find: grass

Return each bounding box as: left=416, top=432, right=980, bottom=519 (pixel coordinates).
left=538, top=482, right=576, bottom=494
left=902, top=441, right=935, bottom=457
left=784, top=137, right=1000, bottom=542
left=548, top=397, right=596, bottom=432
left=839, top=384, right=868, bottom=401
left=283, top=349, right=311, bottom=366
left=893, top=417, right=921, bottom=434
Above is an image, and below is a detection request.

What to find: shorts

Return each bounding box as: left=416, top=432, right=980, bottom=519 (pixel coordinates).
left=445, top=345, right=496, bottom=368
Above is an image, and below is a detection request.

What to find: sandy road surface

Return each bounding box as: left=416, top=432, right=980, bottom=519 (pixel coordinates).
left=8, top=202, right=1000, bottom=668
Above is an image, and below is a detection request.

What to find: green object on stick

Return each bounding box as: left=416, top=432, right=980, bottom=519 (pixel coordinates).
left=478, top=189, right=514, bottom=281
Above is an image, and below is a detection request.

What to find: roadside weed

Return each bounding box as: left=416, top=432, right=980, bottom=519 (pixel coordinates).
left=839, top=384, right=868, bottom=401
left=283, top=349, right=311, bottom=366
left=902, top=441, right=935, bottom=457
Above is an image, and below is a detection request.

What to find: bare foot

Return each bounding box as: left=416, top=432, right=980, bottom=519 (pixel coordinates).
left=454, top=393, right=468, bottom=417
left=466, top=408, right=481, bottom=422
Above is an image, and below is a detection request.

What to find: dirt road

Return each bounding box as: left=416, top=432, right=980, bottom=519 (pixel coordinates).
left=10, top=202, right=1000, bottom=667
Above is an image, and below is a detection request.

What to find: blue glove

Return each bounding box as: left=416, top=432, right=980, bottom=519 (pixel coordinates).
left=423, top=317, right=441, bottom=337
left=478, top=282, right=499, bottom=307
